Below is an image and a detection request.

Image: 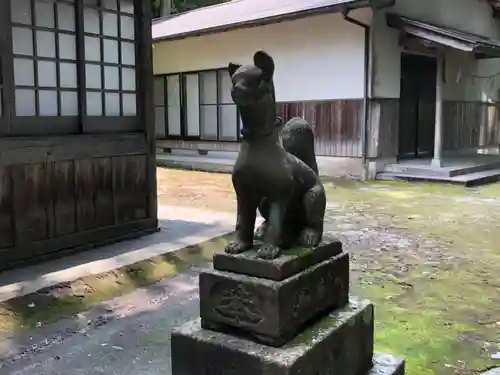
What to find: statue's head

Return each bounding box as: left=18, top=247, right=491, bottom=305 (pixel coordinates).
left=227, top=51, right=277, bottom=138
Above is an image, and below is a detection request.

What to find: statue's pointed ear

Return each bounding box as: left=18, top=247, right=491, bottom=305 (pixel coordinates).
left=253, top=50, right=274, bottom=79
left=227, top=62, right=242, bottom=77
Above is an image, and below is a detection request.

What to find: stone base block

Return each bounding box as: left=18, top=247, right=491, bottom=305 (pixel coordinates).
left=200, top=251, right=349, bottom=346
left=173, top=297, right=378, bottom=375
left=213, top=239, right=342, bottom=281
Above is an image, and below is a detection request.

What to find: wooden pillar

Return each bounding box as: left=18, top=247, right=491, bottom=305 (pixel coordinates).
left=136, top=0, right=158, bottom=224
left=431, top=51, right=444, bottom=168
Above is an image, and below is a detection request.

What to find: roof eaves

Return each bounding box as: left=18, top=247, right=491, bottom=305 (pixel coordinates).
left=153, top=0, right=370, bottom=43
left=387, top=13, right=500, bottom=57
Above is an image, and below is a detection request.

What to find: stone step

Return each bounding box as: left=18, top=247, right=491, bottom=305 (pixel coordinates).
left=382, top=160, right=500, bottom=178
left=200, top=249, right=349, bottom=347
left=376, top=168, right=500, bottom=187
left=172, top=297, right=381, bottom=375
left=156, top=153, right=234, bottom=174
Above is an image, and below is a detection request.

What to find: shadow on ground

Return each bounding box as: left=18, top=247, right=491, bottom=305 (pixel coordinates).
left=0, top=235, right=230, bottom=339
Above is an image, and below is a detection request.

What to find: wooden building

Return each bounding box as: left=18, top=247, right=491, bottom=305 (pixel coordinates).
left=152, top=0, right=500, bottom=183
left=0, top=0, right=156, bottom=270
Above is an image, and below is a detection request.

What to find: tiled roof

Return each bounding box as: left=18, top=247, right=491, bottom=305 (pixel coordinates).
left=152, top=0, right=367, bottom=41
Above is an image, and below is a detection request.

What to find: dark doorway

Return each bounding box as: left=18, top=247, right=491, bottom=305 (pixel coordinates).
left=398, top=53, right=437, bottom=159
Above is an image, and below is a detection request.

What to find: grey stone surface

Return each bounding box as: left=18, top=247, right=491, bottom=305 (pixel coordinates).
left=1, top=269, right=204, bottom=375
left=213, top=239, right=342, bottom=280
left=156, top=151, right=363, bottom=179
left=0, top=205, right=237, bottom=302
left=224, top=51, right=327, bottom=260
left=200, top=252, right=349, bottom=346
left=0, top=265, right=405, bottom=375
left=172, top=297, right=374, bottom=375
left=369, top=353, right=405, bottom=375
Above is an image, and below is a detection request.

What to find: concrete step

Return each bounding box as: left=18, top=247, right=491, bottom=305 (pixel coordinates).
left=377, top=168, right=500, bottom=187
left=383, top=160, right=500, bottom=178
left=156, top=153, right=235, bottom=174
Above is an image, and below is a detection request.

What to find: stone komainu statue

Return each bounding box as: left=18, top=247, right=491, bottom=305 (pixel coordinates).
left=224, top=50, right=326, bottom=259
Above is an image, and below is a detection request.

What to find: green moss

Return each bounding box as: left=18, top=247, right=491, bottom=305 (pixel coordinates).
left=0, top=234, right=231, bottom=338
left=282, top=246, right=313, bottom=257
left=286, top=298, right=368, bottom=348
left=323, top=180, right=500, bottom=374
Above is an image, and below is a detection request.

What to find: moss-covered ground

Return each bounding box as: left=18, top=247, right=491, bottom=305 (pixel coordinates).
left=324, top=179, right=500, bottom=375
left=0, top=235, right=230, bottom=339
left=3, top=167, right=500, bottom=374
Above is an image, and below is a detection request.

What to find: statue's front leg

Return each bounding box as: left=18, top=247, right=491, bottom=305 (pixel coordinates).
left=258, top=195, right=291, bottom=259
left=255, top=197, right=270, bottom=241
left=225, top=191, right=259, bottom=254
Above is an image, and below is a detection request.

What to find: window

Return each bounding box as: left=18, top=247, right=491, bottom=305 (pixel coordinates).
left=153, top=76, right=165, bottom=137
left=11, top=0, right=78, bottom=116
left=154, top=69, right=240, bottom=141
left=0, top=7, right=9, bottom=127
left=0, top=0, right=141, bottom=135
left=83, top=0, right=137, bottom=116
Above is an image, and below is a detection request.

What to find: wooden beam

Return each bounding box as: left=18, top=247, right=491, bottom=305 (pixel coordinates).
left=431, top=51, right=445, bottom=169
left=136, top=0, right=158, bottom=223
left=399, top=33, right=438, bottom=56
left=0, top=0, right=14, bottom=136
left=0, top=133, right=148, bottom=166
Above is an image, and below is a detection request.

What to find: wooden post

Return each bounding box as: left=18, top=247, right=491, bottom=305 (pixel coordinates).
left=136, top=0, right=158, bottom=225
left=431, top=51, right=444, bottom=168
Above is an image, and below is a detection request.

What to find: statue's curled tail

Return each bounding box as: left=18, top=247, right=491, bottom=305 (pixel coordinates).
left=280, top=117, right=318, bottom=174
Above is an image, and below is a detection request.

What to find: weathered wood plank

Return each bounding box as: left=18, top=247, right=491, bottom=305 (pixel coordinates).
left=277, top=99, right=362, bottom=157
left=0, top=133, right=148, bottom=166
left=370, top=98, right=399, bottom=158
left=0, top=218, right=157, bottom=271
left=0, top=167, right=14, bottom=249
left=52, top=160, right=77, bottom=236
left=75, top=159, right=96, bottom=232
left=12, top=163, right=49, bottom=244
left=113, top=155, right=148, bottom=224
left=93, top=158, right=114, bottom=228
left=136, top=0, right=158, bottom=222
left=443, top=101, right=500, bottom=151
left=131, top=154, right=148, bottom=221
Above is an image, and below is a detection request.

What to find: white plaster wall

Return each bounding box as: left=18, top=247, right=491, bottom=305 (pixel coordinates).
left=475, top=58, right=500, bottom=102
left=153, top=10, right=370, bottom=102
left=443, top=50, right=479, bottom=101
left=370, top=10, right=401, bottom=98
left=371, top=0, right=500, bottom=100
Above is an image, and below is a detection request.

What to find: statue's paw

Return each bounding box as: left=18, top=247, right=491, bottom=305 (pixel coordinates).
left=299, top=228, right=321, bottom=247
left=254, top=222, right=268, bottom=241
left=257, top=244, right=281, bottom=260
left=224, top=241, right=253, bottom=254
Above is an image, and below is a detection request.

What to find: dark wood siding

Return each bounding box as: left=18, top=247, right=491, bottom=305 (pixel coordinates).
left=159, top=99, right=364, bottom=158
left=367, top=98, right=400, bottom=158
left=0, top=0, right=157, bottom=271
left=276, top=99, right=362, bottom=157
left=366, top=100, right=500, bottom=159
left=0, top=134, right=154, bottom=270
left=443, top=101, right=500, bottom=151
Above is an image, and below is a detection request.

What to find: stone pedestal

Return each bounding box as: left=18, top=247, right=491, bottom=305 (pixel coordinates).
left=171, top=240, right=406, bottom=375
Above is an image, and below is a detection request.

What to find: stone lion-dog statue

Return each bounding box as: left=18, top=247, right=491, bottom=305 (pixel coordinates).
left=224, top=50, right=326, bottom=259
